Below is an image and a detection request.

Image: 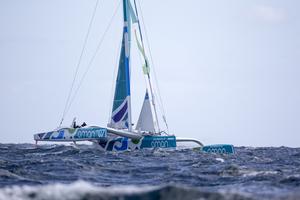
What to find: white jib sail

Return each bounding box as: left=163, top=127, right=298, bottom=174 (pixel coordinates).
left=136, top=90, right=155, bottom=133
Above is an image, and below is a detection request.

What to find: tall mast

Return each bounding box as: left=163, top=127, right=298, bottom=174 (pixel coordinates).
left=133, top=0, right=160, bottom=133
left=123, top=0, right=132, bottom=131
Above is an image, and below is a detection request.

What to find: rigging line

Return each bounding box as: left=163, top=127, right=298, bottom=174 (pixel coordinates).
left=135, top=28, right=150, bottom=103
left=59, top=0, right=100, bottom=126
left=137, top=0, right=169, bottom=132
left=133, top=0, right=161, bottom=133
left=64, top=0, right=122, bottom=117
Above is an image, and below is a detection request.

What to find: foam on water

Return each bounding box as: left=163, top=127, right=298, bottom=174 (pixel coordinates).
left=0, top=181, right=256, bottom=200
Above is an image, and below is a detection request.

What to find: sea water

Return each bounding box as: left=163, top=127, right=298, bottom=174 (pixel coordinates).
left=0, top=144, right=300, bottom=200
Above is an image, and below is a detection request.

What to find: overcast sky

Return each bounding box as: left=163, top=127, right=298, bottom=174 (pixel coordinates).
left=0, top=0, right=299, bottom=147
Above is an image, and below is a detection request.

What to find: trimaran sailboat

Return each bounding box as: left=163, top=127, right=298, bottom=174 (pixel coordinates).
left=34, top=0, right=234, bottom=154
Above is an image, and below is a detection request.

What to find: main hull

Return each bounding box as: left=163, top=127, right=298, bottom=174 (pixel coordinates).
left=96, top=135, right=176, bottom=151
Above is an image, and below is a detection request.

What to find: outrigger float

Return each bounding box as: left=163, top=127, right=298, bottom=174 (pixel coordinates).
left=34, top=0, right=234, bottom=154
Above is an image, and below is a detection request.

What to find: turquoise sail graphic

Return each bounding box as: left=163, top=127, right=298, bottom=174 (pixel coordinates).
left=110, top=0, right=136, bottom=130
left=110, top=34, right=129, bottom=129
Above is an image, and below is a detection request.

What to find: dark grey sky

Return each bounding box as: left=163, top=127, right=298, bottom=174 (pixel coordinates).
left=1, top=0, right=299, bottom=147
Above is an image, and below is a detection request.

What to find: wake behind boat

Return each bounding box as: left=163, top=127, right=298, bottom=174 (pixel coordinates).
left=34, top=0, right=234, bottom=154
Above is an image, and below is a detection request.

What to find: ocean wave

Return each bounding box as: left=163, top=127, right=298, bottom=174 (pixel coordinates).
left=0, top=181, right=256, bottom=200
left=1, top=144, right=300, bottom=199
left=1, top=181, right=299, bottom=200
